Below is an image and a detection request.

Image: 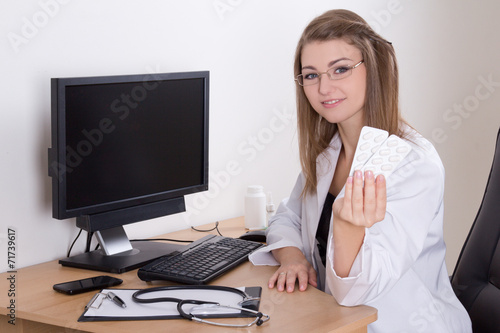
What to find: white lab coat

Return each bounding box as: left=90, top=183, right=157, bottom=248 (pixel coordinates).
left=249, top=130, right=472, bottom=333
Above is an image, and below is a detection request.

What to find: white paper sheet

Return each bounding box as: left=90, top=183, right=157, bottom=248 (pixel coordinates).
left=82, top=287, right=250, bottom=320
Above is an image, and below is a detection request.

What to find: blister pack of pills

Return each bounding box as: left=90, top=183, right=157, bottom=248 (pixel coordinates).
left=349, top=126, right=388, bottom=176
left=349, top=126, right=412, bottom=180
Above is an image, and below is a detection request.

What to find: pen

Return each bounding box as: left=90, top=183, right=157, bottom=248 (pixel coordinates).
left=107, top=291, right=127, bottom=308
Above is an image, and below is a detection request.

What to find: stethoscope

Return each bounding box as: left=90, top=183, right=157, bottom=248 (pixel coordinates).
left=132, top=285, right=270, bottom=328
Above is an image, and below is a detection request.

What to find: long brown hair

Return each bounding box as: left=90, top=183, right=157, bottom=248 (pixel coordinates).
left=295, top=9, right=407, bottom=195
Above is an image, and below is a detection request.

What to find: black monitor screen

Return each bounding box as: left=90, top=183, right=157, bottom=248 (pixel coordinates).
left=50, top=72, right=209, bottom=219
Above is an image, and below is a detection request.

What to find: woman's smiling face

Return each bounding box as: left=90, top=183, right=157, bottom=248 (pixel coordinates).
left=300, top=39, right=367, bottom=127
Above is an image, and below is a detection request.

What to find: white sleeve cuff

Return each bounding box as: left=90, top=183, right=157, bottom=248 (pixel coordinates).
left=325, top=227, right=367, bottom=305
left=248, top=247, right=280, bottom=266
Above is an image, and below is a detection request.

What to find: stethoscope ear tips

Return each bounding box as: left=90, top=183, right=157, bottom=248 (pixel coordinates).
left=256, top=312, right=264, bottom=326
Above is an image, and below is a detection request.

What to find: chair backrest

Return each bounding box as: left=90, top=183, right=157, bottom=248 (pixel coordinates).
left=451, top=127, right=500, bottom=333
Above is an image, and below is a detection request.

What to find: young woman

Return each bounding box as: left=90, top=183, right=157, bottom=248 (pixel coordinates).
left=249, top=9, right=472, bottom=332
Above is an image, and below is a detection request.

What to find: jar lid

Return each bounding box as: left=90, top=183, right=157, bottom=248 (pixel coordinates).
left=247, top=185, right=264, bottom=194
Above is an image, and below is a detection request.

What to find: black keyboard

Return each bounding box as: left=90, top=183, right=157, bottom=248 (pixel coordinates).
left=137, top=235, right=264, bottom=284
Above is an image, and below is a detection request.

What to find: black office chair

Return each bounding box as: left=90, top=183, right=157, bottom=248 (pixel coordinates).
left=451, top=127, right=500, bottom=333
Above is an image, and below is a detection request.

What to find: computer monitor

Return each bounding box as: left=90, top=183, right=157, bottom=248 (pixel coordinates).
left=48, top=71, right=209, bottom=273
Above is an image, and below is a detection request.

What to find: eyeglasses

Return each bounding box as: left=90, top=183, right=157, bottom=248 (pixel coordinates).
left=295, top=60, right=364, bottom=86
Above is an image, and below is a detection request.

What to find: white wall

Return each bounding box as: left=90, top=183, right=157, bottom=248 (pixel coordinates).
left=1, top=0, right=499, bottom=273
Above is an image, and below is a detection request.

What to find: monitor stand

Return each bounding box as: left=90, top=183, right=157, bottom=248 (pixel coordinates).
left=59, top=226, right=185, bottom=273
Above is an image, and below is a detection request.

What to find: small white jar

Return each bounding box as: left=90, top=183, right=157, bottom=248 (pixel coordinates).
left=244, top=185, right=267, bottom=230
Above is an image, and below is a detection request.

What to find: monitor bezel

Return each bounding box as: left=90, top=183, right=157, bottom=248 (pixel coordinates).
left=49, top=71, right=209, bottom=221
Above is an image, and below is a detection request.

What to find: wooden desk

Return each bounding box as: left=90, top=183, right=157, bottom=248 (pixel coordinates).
left=0, top=217, right=376, bottom=332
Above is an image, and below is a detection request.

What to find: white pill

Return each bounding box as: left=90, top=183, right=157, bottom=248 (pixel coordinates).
left=372, top=158, right=383, bottom=165
left=375, top=134, right=386, bottom=143
left=396, top=147, right=409, bottom=153
left=360, top=142, right=370, bottom=151
left=371, top=145, right=381, bottom=153
left=381, top=164, right=393, bottom=171
left=389, top=156, right=401, bottom=162
left=357, top=153, right=368, bottom=162
left=379, top=149, right=391, bottom=156
left=387, top=139, right=398, bottom=147
left=363, top=131, right=374, bottom=140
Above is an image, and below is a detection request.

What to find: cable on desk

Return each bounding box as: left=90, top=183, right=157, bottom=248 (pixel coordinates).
left=66, top=229, right=98, bottom=256
left=67, top=221, right=222, bottom=256
left=191, top=221, right=223, bottom=236
left=89, top=237, right=194, bottom=251
left=86, top=231, right=93, bottom=252
left=130, top=238, right=193, bottom=243
left=66, top=228, right=83, bottom=257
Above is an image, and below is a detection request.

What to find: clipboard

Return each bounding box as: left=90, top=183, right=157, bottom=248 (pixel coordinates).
left=78, top=286, right=262, bottom=322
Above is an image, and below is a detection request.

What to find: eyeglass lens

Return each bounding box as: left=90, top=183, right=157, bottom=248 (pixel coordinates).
left=298, top=65, right=355, bottom=86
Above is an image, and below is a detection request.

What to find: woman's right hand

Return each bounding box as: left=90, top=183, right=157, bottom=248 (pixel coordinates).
left=268, top=247, right=318, bottom=292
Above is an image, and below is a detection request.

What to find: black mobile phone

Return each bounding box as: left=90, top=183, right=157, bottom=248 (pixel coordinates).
left=53, top=275, right=123, bottom=295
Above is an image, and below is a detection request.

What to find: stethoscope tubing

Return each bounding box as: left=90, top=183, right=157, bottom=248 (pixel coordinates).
left=131, top=285, right=270, bottom=328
